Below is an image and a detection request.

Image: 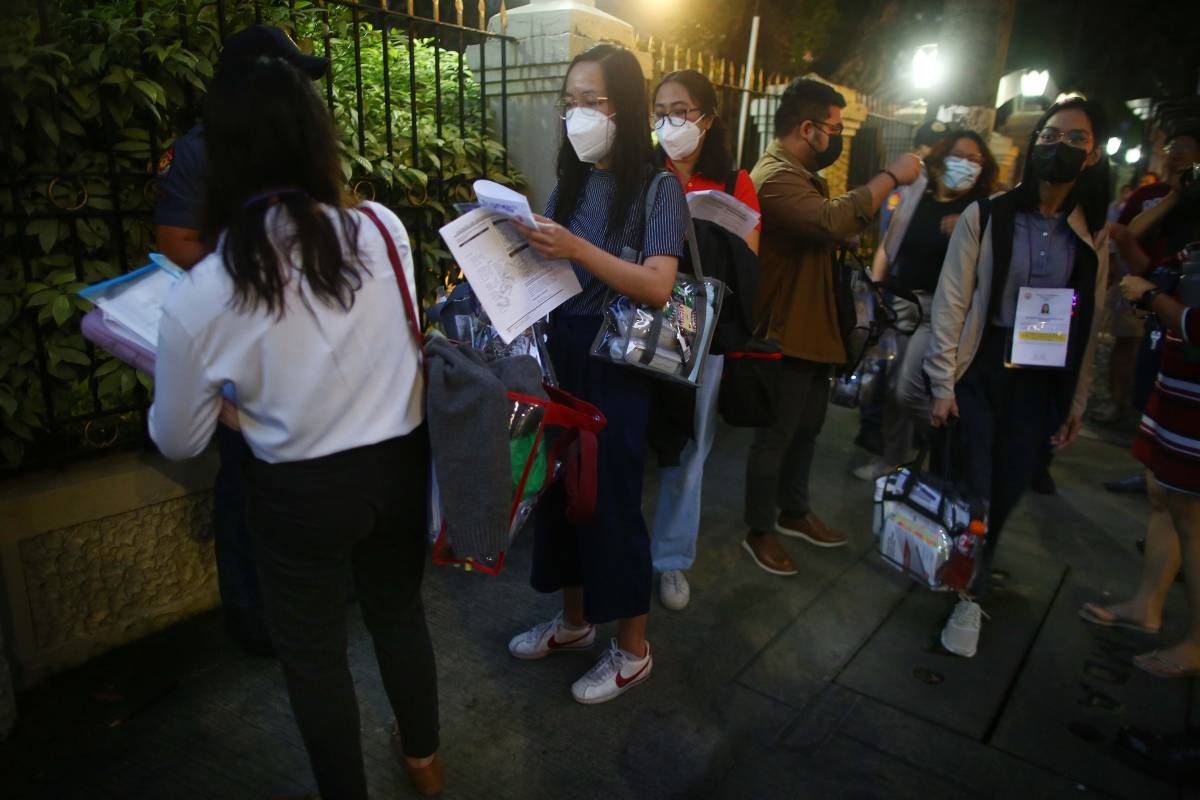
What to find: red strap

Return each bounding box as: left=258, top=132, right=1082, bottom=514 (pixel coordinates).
left=358, top=206, right=424, bottom=369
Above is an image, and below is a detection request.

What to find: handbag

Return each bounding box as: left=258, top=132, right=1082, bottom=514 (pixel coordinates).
left=360, top=205, right=607, bottom=575
left=589, top=171, right=726, bottom=387
left=717, top=337, right=782, bottom=427
left=871, top=425, right=987, bottom=591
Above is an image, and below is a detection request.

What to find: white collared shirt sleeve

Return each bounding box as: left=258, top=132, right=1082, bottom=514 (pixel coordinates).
left=148, top=307, right=223, bottom=461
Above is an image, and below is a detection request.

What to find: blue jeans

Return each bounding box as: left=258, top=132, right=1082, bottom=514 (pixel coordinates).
left=651, top=355, right=724, bottom=572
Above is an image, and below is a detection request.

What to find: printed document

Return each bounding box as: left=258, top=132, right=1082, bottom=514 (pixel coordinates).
left=686, top=190, right=761, bottom=240
left=472, top=180, right=539, bottom=228
left=78, top=256, right=184, bottom=352
left=1009, top=287, right=1074, bottom=367
left=439, top=208, right=581, bottom=343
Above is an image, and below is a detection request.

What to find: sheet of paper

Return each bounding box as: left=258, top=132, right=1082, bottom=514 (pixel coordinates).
left=473, top=179, right=539, bottom=228
left=78, top=259, right=182, bottom=351
left=439, top=208, right=581, bottom=343
left=686, top=189, right=760, bottom=240
left=1009, top=286, right=1074, bottom=367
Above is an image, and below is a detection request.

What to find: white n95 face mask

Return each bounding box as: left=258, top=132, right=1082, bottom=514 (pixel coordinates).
left=658, top=117, right=706, bottom=161
left=940, top=156, right=982, bottom=191
left=565, top=107, right=616, bottom=164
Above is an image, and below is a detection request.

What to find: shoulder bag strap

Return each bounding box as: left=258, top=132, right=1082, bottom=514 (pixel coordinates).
left=358, top=206, right=425, bottom=372
left=724, top=170, right=739, bottom=196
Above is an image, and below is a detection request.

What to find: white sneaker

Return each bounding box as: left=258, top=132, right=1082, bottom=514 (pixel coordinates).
left=659, top=570, right=691, bottom=611
left=941, top=599, right=986, bottom=658
left=507, top=612, right=595, bottom=660
left=852, top=458, right=895, bottom=482
left=571, top=639, right=653, bottom=705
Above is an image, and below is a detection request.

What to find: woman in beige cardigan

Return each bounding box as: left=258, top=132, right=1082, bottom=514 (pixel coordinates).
left=924, top=97, right=1111, bottom=658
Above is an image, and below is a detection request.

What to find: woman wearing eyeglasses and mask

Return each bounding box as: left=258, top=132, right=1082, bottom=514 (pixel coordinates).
left=925, top=97, right=1110, bottom=658
left=647, top=69, right=762, bottom=611
left=507, top=44, right=688, bottom=705
left=855, top=131, right=998, bottom=481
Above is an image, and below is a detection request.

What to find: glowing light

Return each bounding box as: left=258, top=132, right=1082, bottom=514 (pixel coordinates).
left=1125, top=146, right=1142, bottom=164
left=1020, top=70, right=1049, bottom=98
left=912, top=44, right=941, bottom=90
left=1106, top=137, right=1122, bottom=156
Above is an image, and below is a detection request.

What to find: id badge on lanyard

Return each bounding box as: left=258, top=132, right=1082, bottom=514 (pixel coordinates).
left=1005, top=287, right=1076, bottom=368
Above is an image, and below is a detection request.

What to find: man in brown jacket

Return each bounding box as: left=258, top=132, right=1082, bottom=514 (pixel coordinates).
left=742, top=78, right=921, bottom=576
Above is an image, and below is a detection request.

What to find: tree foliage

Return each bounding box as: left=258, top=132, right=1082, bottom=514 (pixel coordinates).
left=0, top=0, right=519, bottom=471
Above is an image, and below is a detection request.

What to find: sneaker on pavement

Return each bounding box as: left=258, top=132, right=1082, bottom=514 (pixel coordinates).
left=571, top=639, right=653, bottom=705
left=775, top=511, right=848, bottom=548
left=742, top=531, right=799, bottom=576
left=852, top=458, right=894, bottom=482
left=659, top=569, right=690, bottom=611
left=508, top=612, right=595, bottom=660
left=941, top=599, right=985, bottom=658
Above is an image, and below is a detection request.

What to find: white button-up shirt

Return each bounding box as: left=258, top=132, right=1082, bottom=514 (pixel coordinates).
left=149, top=201, right=423, bottom=464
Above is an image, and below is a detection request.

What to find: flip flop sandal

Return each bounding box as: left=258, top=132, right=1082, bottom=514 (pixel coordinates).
left=1078, top=603, right=1161, bottom=635
left=1133, top=650, right=1200, bottom=679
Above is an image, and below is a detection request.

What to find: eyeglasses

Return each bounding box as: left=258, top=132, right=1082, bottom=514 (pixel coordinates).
left=652, top=108, right=705, bottom=129
left=949, top=151, right=985, bottom=164
left=556, top=96, right=609, bottom=119
left=808, top=119, right=844, bottom=136
left=1036, top=127, right=1092, bottom=149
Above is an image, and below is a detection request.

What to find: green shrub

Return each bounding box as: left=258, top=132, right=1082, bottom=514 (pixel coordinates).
left=0, top=0, right=519, bottom=470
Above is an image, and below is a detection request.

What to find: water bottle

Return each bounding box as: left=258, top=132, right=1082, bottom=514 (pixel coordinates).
left=940, top=517, right=986, bottom=591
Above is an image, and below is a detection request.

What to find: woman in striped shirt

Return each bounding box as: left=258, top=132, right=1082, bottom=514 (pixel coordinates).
left=507, top=44, right=688, bottom=705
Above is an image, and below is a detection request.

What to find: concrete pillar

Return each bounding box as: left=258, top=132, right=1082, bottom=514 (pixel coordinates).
left=466, top=0, right=650, bottom=213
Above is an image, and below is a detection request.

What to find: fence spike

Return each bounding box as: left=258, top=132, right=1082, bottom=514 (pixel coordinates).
left=406, top=0, right=413, bottom=15
left=455, top=0, right=464, bottom=26
left=432, top=0, right=440, bottom=22
left=757, top=67, right=764, bottom=92
left=500, top=1, right=507, bottom=34
left=478, top=0, right=486, bottom=30
left=686, top=47, right=693, bottom=69
left=673, top=44, right=679, bottom=71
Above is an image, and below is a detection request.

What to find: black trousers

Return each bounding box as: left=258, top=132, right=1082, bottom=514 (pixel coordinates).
left=244, top=427, right=438, bottom=800
left=954, top=327, right=1062, bottom=597
left=744, top=357, right=832, bottom=531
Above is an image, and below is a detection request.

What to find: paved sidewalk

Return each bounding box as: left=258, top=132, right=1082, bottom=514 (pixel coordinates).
left=1, top=408, right=1193, bottom=799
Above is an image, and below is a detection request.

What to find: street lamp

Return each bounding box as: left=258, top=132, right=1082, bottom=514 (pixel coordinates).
left=1021, top=70, right=1049, bottom=98
left=912, top=44, right=941, bottom=90
left=1125, top=146, right=1142, bottom=164
left=1106, top=137, right=1122, bottom=156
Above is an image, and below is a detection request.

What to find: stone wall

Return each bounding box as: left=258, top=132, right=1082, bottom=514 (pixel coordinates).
left=1, top=450, right=221, bottom=705
left=19, top=493, right=217, bottom=654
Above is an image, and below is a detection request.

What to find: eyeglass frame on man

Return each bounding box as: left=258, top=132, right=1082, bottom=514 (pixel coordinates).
left=806, top=118, right=845, bottom=136
left=1035, top=127, right=1093, bottom=149
left=556, top=95, right=610, bottom=120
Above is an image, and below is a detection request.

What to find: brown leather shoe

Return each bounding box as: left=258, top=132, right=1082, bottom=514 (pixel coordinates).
left=742, top=531, right=799, bottom=576
left=391, top=723, right=445, bottom=797
left=776, top=511, right=847, bottom=548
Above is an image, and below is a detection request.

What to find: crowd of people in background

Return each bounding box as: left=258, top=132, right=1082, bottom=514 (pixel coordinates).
left=142, top=25, right=1200, bottom=799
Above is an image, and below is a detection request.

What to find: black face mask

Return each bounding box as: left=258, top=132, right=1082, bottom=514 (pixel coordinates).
left=1031, top=142, right=1087, bottom=184
left=809, top=131, right=843, bottom=170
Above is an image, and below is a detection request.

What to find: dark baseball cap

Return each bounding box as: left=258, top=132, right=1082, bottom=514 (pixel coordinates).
left=219, top=24, right=330, bottom=79
left=914, top=120, right=952, bottom=149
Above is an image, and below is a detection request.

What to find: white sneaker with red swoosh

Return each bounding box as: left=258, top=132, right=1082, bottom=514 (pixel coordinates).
left=508, top=612, right=596, bottom=660
left=571, top=639, right=653, bottom=705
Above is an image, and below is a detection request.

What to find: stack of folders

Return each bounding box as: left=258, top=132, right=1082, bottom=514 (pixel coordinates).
left=76, top=253, right=184, bottom=375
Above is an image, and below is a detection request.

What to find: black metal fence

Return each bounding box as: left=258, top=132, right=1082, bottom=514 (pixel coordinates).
left=0, top=0, right=515, bottom=475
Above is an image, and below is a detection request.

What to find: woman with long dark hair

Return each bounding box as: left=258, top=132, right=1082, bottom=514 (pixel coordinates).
left=925, top=97, right=1111, bottom=658
left=648, top=69, right=761, bottom=610
left=148, top=57, right=443, bottom=798
left=855, top=130, right=998, bottom=480
left=507, top=44, right=688, bottom=704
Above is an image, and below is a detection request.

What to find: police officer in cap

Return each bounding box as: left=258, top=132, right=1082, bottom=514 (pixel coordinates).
left=155, top=25, right=329, bottom=656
